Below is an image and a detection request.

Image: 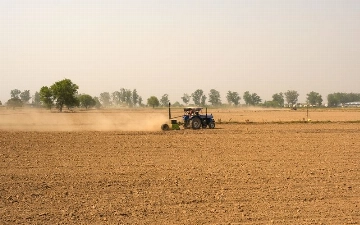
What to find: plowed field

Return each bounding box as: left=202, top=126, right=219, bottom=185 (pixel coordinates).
left=1, top=108, right=359, bottom=224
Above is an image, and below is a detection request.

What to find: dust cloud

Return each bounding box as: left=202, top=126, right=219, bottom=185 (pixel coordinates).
left=0, top=108, right=169, bottom=131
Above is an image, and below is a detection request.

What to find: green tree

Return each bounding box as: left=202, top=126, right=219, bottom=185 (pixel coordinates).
left=112, top=91, right=121, bottom=106
left=0, top=101, right=2, bottom=106
left=226, top=91, right=241, bottom=106
left=172, top=101, right=182, bottom=107
left=132, top=89, right=139, bottom=106
left=251, top=93, right=262, bottom=105
left=119, top=88, right=127, bottom=103
left=243, top=91, right=252, bottom=105
left=10, top=89, right=21, bottom=99
left=6, top=98, right=23, bottom=109
left=112, top=88, right=136, bottom=107
left=348, top=93, right=360, bottom=102
left=307, top=91, right=323, bottom=106
left=272, top=92, right=284, bottom=107
left=138, top=96, right=143, bottom=106
left=316, top=96, right=323, bottom=106
left=20, top=90, right=31, bottom=103
left=78, top=94, right=96, bottom=109
left=99, top=92, right=111, bottom=107
left=124, top=89, right=133, bottom=107
left=327, top=92, right=360, bottom=107
left=263, top=101, right=280, bottom=108
left=284, top=90, right=299, bottom=106
left=32, top=91, right=41, bottom=107
left=147, top=96, right=159, bottom=108
left=208, top=89, right=221, bottom=106
left=243, top=91, right=261, bottom=105
left=338, top=93, right=350, bottom=105
left=327, top=93, right=339, bottom=107
left=201, top=95, right=207, bottom=106
left=160, top=94, right=170, bottom=107
left=93, top=97, right=102, bottom=109
left=39, top=86, right=53, bottom=109
left=181, top=93, right=191, bottom=105
left=50, top=79, right=79, bottom=112
left=192, top=89, right=204, bottom=106
left=117, top=88, right=133, bottom=107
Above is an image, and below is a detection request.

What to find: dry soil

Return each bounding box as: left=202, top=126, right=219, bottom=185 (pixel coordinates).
left=0, top=108, right=359, bottom=224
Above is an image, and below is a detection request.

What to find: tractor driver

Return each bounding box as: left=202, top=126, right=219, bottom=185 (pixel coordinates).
left=189, top=109, right=194, bottom=116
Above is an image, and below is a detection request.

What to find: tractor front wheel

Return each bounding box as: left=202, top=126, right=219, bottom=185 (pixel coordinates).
left=161, top=124, right=170, bottom=131
left=209, top=122, right=215, bottom=129
left=191, top=117, right=201, bottom=129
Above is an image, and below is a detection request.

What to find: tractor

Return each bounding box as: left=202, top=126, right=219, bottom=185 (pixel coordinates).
left=161, top=103, right=215, bottom=130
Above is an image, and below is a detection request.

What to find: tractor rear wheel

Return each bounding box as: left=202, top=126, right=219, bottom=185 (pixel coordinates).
left=191, top=117, right=201, bottom=129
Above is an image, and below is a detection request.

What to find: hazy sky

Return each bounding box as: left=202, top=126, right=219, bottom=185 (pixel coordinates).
left=1, top=0, right=359, bottom=104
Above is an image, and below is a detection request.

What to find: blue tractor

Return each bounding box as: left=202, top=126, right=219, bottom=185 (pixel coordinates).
left=161, top=103, right=215, bottom=130
left=182, top=107, right=215, bottom=129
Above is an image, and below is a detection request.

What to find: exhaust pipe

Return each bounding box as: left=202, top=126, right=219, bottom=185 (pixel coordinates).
left=168, top=102, right=171, bottom=119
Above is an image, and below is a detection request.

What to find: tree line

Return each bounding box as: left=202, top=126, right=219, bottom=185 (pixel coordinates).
left=4, top=78, right=360, bottom=111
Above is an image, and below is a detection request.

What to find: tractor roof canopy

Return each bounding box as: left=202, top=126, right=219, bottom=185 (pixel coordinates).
left=183, top=107, right=203, bottom=112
